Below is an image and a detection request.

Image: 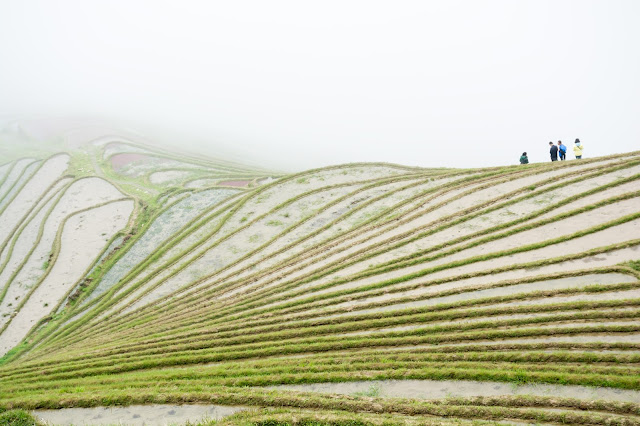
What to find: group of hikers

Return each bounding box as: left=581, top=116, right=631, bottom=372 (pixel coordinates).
left=519, top=139, right=584, bottom=164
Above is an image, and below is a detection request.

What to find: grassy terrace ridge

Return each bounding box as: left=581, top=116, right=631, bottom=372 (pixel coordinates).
left=39, top=164, right=465, bottom=344
left=60, top=167, right=640, bottom=346
left=40, top=155, right=620, bottom=342
left=1, top=141, right=640, bottom=424
left=101, top=156, right=640, bottom=326
left=33, top=168, right=438, bottom=351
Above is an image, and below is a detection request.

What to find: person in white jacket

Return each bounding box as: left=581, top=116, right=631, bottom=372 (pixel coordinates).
left=573, top=139, right=584, bottom=159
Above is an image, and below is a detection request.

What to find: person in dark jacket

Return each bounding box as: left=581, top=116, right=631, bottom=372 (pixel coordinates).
left=519, top=152, right=529, bottom=164
left=549, top=141, right=558, bottom=161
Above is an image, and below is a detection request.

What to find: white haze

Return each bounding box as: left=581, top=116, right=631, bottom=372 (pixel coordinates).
left=1, top=0, right=639, bottom=171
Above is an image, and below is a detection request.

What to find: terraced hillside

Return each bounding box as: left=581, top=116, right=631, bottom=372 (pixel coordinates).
left=1, top=131, right=640, bottom=424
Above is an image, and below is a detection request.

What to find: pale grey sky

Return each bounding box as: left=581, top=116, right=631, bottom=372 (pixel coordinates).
left=1, top=0, right=639, bottom=170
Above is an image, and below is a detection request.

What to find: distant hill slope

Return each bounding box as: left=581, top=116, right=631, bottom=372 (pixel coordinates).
left=1, top=127, right=640, bottom=423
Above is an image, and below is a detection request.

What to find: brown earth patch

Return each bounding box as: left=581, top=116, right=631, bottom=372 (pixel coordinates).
left=219, top=180, right=251, bottom=187
left=111, top=153, right=151, bottom=171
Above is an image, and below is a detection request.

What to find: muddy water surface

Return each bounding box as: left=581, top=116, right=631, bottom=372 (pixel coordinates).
left=34, top=404, right=245, bottom=425
left=271, top=378, right=640, bottom=403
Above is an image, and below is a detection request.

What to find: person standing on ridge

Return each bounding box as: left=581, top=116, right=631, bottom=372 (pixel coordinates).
left=558, top=140, right=567, bottom=160
left=573, top=139, right=584, bottom=159
left=520, top=152, right=529, bottom=164
left=549, top=142, right=558, bottom=161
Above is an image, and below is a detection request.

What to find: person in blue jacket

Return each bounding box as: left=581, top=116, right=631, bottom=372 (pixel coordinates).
left=557, top=140, right=567, bottom=160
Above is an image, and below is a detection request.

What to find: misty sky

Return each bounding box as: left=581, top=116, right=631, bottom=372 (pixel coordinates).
left=1, top=0, right=639, bottom=171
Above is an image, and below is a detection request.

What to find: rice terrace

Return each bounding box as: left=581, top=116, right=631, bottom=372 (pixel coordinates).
left=2, top=122, right=640, bottom=425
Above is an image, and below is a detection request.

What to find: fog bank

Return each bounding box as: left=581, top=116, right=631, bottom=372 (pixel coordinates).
left=1, top=0, right=639, bottom=170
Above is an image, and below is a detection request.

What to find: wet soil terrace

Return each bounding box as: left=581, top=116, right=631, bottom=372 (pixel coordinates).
left=1, top=149, right=640, bottom=424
